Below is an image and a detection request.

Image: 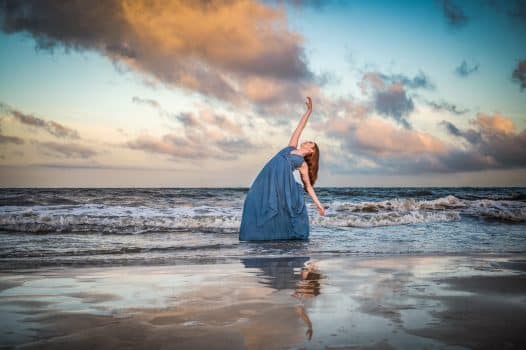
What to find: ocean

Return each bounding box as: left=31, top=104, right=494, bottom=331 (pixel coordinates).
left=1, top=187, right=525, bottom=269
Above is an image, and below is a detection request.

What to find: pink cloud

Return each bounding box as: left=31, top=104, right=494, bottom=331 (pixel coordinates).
left=352, top=118, right=448, bottom=157
left=471, top=113, right=516, bottom=134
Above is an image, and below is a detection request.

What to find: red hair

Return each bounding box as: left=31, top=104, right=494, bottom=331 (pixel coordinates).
left=301, top=142, right=319, bottom=189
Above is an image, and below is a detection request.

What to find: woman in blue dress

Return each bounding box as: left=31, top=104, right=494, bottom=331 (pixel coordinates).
left=239, top=97, right=325, bottom=241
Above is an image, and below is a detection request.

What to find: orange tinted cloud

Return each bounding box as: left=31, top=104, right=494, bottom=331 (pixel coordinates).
left=0, top=0, right=312, bottom=108
left=472, top=113, right=516, bottom=134
left=242, top=77, right=300, bottom=104
left=122, top=0, right=306, bottom=77
left=352, top=118, right=448, bottom=157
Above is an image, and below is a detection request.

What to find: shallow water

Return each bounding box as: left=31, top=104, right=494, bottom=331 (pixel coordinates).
left=1, top=187, right=525, bottom=268
left=1, top=255, right=525, bottom=349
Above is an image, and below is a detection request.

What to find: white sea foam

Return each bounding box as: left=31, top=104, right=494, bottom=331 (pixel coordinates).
left=311, top=211, right=461, bottom=228
left=463, top=199, right=526, bottom=222
left=329, top=195, right=525, bottom=225
left=333, top=195, right=466, bottom=212
left=0, top=204, right=241, bottom=233
left=0, top=195, right=524, bottom=233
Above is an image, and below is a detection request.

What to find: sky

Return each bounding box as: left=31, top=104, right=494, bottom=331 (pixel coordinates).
left=0, top=0, right=525, bottom=187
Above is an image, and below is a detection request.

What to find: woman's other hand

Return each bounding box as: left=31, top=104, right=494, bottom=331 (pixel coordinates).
left=317, top=204, right=325, bottom=216
left=305, top=96, right=312, bottom=112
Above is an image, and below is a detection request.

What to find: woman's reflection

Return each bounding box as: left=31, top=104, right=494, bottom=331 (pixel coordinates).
left=240, top=256, right=322, bottom=340
left=293, top=260, right=320, bottom=340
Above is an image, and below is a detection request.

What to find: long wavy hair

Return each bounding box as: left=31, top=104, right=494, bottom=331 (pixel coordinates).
left=301, top=142, right=319, bottom=189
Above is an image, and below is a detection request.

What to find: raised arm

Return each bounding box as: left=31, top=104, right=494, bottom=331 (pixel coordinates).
left=298, top=162, right=325, bottom=216
left=288, top=97, right=313, bottom=148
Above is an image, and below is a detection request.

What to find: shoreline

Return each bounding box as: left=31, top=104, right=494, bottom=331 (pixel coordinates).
left=2, top=250, right=526, bottom=271
left=1, top=254, right=525, bottom=349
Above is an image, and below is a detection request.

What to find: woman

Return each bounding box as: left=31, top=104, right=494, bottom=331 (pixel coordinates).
left=239, top=96, right=325, bottom=241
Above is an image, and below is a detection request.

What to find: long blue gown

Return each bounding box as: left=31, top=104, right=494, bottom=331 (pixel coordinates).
left=239, top=145, right=309, bottom=241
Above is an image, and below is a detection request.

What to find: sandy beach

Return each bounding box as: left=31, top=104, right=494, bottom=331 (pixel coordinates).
left=1, top=254, right=525, bottom=349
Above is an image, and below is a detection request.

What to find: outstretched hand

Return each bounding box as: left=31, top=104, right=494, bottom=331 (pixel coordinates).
left=305, top=96, right=312, bottom=112
left=317, top=204, right=325, bottom=216
left=306, top=328, right=313, bottom=340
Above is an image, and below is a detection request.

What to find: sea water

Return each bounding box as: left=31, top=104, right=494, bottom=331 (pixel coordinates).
left=1, top=187, right=525, bottom=268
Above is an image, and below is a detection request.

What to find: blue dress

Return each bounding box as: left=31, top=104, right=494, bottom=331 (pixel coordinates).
left=239, top=145, right=309, bottom=241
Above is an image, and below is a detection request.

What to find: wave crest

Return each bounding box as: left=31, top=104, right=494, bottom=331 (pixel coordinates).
left=0, top=195, right=524, bottom=234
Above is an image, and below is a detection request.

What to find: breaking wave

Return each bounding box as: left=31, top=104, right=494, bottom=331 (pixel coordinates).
left=1, top=195, right=524, bottom=234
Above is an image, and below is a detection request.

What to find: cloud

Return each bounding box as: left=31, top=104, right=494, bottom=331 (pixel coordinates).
left=216, top=138, right=257, bottom=153
left=321, top=116, right=451, bottom=174
left=125, top=107, right=261, bottom=160
left=127, top=134, right=214, bottom=159
left=430, top=113, right=526, bottom=172
left=440, top=120, right=462, bottom=136
left=0, top=0, right=315, bottom=110
left=126, top=132, right=258, bottom=161
left=36, top=141, right=98, bottom=158
left=0, top=134, right=24, bottom=144
left=421, top=98, right=469, bottom=115
left=346, top=118, right=447, bottom=158
left=512, top=59, right=526, bottom=91
left=472, top=113, right=516, bottom=134
left=132, top=96, right=247, bottom=137
left=241, top=77, right=304, bottom=106
left=440, top=0, right=468, bottom=28
left=455, top=60, right=479, bottom=77
left=439, top=120, right=481, bottom=143
left=507, top=0, right=526, bottom=21
left=357, top=71, right=435, bottom=128
left=129, top=97, right=262, bottom=160
left=378, top=71, right=435, bottom=90
left=132, top=96, right=161, bottom=109
left=0, top=120, right=25, bottom=145
left=439, top=113, right=526, bottom=170
left=132, top=96, right=178, bottom=121
left=0, top=103, right=80, bottom=139
left=267, top=0, right=326, bottom=10
left=175, top=109, right=247, bottom=138
left=322, top=107, right=526, bottom=175
left=360, top=72, right=420, bottom=128
left=374, top=85, right=414, bottom=129
left=484, top=0, right=526, bottom=22
left=313, top=70, right=342, bottom=86
left=28, top=162, right=186, bottom=171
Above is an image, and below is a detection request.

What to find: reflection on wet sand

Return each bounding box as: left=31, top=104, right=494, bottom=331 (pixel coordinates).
left=2, top=255, right=524, bottom=349
left=241, top=256, right=322, bottom=341
left=294, top=261, right=322, bottom=340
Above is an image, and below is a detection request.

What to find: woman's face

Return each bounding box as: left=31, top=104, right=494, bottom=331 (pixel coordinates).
left=300, top=141, right=315, bottom=154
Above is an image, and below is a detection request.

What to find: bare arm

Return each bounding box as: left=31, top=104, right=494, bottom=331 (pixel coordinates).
left=298, top=162, right=325, bottom=216
left=288, top=97, right=312, bottom=148
left=295, top=305, right=313, bottom=340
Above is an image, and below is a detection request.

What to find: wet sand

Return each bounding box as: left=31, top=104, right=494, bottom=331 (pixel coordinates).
left=1, top=255, right=525, bottom=349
